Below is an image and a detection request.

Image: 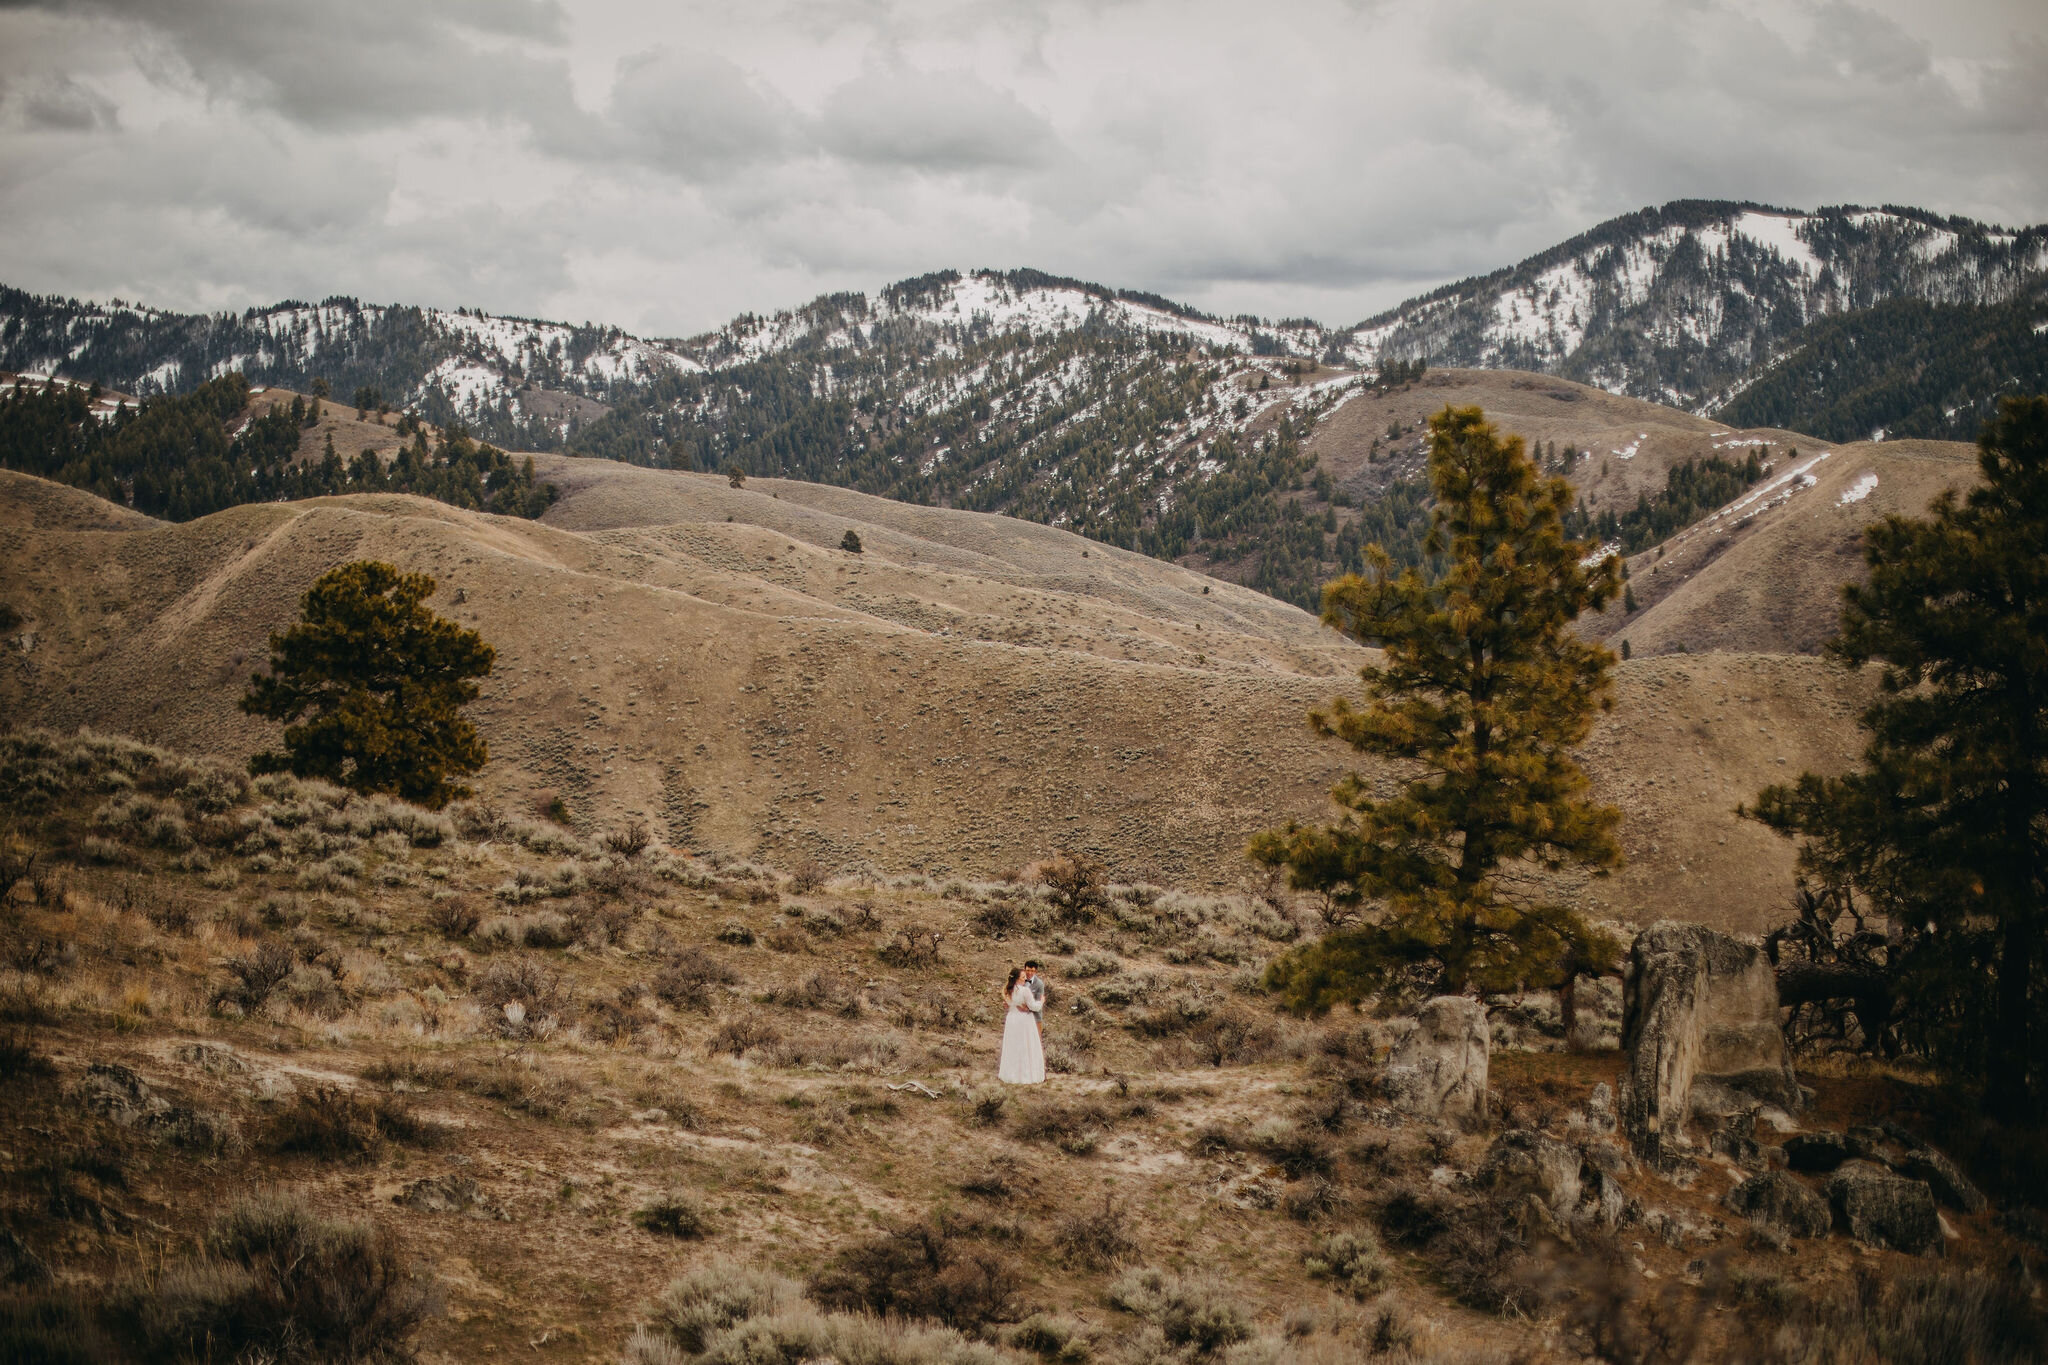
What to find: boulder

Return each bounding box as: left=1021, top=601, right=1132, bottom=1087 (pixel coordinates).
left=1902, top=1149, right=1987, bottom=1215
left=75, top=1062, right=162, bottom=1126
left=1726, top=1170, right=1832, bottom=1239
left=1384, top=996, right=1489, bottom=1121
left=1480, top=1130, right=1583, bottom=1216
left=1583, top=1081, right=1618, bottom=1135
left=1783, top=1132, right=1852, bottom=1173
left=1618, top=922, right=1800, bottom=1159
left=1827, top=1161, right=1941, bottom=1254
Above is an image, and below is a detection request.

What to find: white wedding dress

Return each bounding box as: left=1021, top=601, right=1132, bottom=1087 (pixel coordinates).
left=998, top=980, right=1045, bottom=1084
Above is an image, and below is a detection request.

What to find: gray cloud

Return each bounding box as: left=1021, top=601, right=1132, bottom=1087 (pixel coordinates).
left=0, top=0, right=2040, bottom=335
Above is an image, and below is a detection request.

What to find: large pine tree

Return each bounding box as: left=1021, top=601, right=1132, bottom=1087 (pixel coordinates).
left=1254, top=406, right=1624, bottom=1010
left=242, top=561, right=495, bottom=809
left=1748, top=396, right=2048, bottom=1117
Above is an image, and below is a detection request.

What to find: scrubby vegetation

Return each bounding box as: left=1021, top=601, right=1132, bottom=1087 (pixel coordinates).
left=0, top=723, right=2041, bottom=1362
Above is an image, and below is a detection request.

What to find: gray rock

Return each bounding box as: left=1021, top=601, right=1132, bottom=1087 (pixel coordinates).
left=1584, top=1082, right=1618, bottom=1135
left=1384, top=996, right=1489, bottom=1121
left=75, top=1062, right=162, bottom=1125
left=1726, top=1170, right=1832, bottom=1239
left=1618, top=922, right=1801, bottom=1160
left=1784, top=1132, right=1851, bottom=1173
left=142, top=1105, right=241, bottom=1156
left=1902, top=1149, right=1987, bottom=1215
left=394, top=1175, right=496, bottom=1217
left=1827, top=1161, right=1941, bottom=1254
left=1480, top=1129, right=1583, bottom=1216
left=172, top=1042, right=250, bottom=1076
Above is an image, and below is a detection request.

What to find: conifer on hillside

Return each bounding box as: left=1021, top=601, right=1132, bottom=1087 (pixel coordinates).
left=242, top=561, right=494, bottom=809
left=1748, top=395, right=2048, bottom=1117
left=1253, top=406, right=1624, bottom=1010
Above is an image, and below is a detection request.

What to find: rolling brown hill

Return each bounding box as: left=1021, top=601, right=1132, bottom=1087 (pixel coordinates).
left=0, top=410, right=1939, bottom=936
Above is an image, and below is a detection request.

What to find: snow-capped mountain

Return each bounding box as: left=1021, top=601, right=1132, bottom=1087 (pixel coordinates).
left=1341, top=201, right=2048, bottom=412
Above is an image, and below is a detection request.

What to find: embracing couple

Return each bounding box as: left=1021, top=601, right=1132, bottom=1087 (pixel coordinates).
left=998, top=960, right=1049, bottom=1085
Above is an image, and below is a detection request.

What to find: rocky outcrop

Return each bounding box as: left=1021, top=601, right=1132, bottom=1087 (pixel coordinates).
left=1384, top=996, right=1489, bottom=1121
left=1827, top=1161, right=1942, bottom=1254
left=1783, top=1132, right=1852, bottom=1173
left=1618, top=922, right=1800, bottom=1159
left=1902, top=1149, right=1987, bottom=1215
left=1481, top=1130, right=1628, bottom=1231
left=1727, top=1170, right=1832, bottom=1239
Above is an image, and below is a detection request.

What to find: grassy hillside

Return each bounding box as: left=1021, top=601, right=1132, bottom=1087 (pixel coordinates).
left=0, top=729, right=2037, bottom=1363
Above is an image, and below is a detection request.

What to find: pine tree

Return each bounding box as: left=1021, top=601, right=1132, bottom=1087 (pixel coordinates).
left=1746, top=396, right=2048, bottom=1117
left=241, top=561, right=495, bottom=809
left=1253, top=405, right=1625, bottom=1010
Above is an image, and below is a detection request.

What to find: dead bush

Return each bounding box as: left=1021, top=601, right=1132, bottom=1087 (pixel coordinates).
left=762, top=925, right=809, bottom=955
left=568, top=898, right=636, bottom=948
left=634, top=1193, right=711, bottom=1240
left=787, top=859, right=827, bottom=894
left=429, top=896, right=481, bottom=940
left=1052, top=1193, right=1139, bottom=1270
left=265, top=1086, right=445, bottom=1160
left=968, top=1089, right=1009, bottom=1127
left=652, top=947, right=739, bottom=1013
left=970, top=901, right=1020, bottom=937
left=1013, top=1098, right=1115, bottom=1156
left=473, top=956, right=565, bottom=1015
left=212, top=941, right=296, bottom=1015
left=716, top=921, right=756, bottom=947
left=583, top=995, right=655, bottom=1044
left=710, top=1014, right=780, bottom=1058
left=809, top=1223, right=1023, bottom=1331
left=1283, top=1176, right=1348, bottom=1223
left=1040, top=852, right=1108, bottom=925
left=768, top=971, right=859, bottom=1016
left=878, top=928, right=942, bottom=968
left=1374, top=1183, right=1526, bottom=1315
left=603, top=820, right=653, bottom=860
left=129, top=1192, right=435, bottom=1363
left=1250, top=1120, right=1334, bottom=1179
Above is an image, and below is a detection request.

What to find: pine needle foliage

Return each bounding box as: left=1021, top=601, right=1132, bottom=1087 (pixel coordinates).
left=241, top=561, right=495, bottom=809
left=1253, top=406, right=1624, bottom=1008
left=1746, top=395, right=2048, bottom=1118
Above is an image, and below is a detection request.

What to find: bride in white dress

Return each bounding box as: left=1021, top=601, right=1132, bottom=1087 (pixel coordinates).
left=998, top=966, right=1045, bottom=1084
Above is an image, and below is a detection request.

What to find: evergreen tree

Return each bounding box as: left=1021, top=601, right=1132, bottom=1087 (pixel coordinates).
left=1746, top=396, right=2048, bottom=1117
left=242, top=561, right=495, bottom=809
left=840, top=529, right=864, bottom=553
left=1253, top=405, right=1624, bottom=1010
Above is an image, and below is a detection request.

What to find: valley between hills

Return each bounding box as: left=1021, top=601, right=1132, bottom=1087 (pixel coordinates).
left=0, top=367, right=1980, bottom=935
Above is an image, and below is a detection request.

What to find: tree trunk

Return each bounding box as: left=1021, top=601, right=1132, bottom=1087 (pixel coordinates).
left=1991, top=914, right=2037, bottom=1121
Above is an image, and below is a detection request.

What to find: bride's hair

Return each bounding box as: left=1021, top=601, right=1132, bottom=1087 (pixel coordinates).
left=1004, top=966, right=1022, bottom=994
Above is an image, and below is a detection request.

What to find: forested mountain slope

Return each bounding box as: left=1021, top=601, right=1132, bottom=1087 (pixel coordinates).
left=3, top=200, right=2038, bottom=610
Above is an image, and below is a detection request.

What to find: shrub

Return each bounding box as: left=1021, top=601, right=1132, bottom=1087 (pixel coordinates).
left=1066, top=953, right=1121, bottom=979
left=1013, top=1099, right=1114, bottom=1156
left=634, top=1194, right=711, bottom=1240
left=787, top=859, right=827, bottom=894
left=1106, top=1269, right=1251, bottom=1354
left=126, top=1193, right=434, bottom=1362
left=1052, top=1194, right=1139, bottom=1270
left=1303, top=1229, right=1388, bottom=1297
left=878, top=929, right=943, bottom=968
left=648, top=1261, right=799, bottom=1354
left=1249, top=1120, right=1334, bottom=1178
left=429, top=896, right=481, bottom=940
left=1040, top=852, right=1108, bottom=925
left=711, top=1015, right=780, bottom=1058
left=265, top=1086, right=444, bottom=1159
left=652, top=948, right=739, bottom=1013
left=809, top=1223, right=1023, bottom=1331
left=0, top=1031, right=56, bottom=1083
left=970, top=901, right=1021, bottom=937
left=1011, top=1313, right=1089, bottom=1363
left=716, top=921, right=756, bottom=947
left=213, top=941, right=296, bottom=1014
left=473, top=956, right=564, bottom=1015
left=969, top=1089, right=1009, bottom=1128
left=603, top=820, right=653, bottom=860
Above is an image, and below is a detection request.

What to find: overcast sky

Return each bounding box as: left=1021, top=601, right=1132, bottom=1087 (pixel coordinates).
left=1, top=0, right=2042, bottom=336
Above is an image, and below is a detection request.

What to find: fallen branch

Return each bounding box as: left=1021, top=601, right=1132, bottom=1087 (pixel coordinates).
left=886, top=1081, right=941, bottom=1100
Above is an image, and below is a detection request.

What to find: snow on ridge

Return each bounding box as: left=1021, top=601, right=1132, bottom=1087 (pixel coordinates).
left=1838, top=472, right=1879, bottom=505
left=1731, top=211, right=1821, bottom=276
